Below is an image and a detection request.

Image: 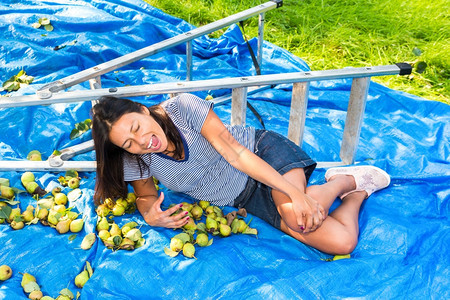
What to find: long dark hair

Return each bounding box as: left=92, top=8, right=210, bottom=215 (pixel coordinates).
left=91, top=96, right=182, bottom=205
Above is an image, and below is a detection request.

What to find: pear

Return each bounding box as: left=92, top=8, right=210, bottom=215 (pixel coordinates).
left=8, top=207, right=21, bottom=223
left=0, top=201, right=7, bottom=207
left=95, top=204, right=110, bottom=217
left=190, top=205, right=203, bottom=220
left=40, top=297, right=55, bottom=300
left=216, top=217, right=227, bottom=225
left=196, top=233, right=209, bottom=247
left=205, top=216, right=218, bottom=232
left=11, top=220, right=24, bottom=230
left=0, top=265, right=12, bottom=281
left=28, top=290, right=43, bottom=300
left=98, top=229, right=110, bottom=240
left=121, top=225, right=132, bottom=236
left=51, top=186, right=62, bottom=196
left=96, top=217, right=109, bottom=232
left=67, top=177, right=80, bottom=189
left=181, top=202, right=193, bottom=212
left=69, top=218, right=84, bottom=233
left=56, top=219, right=72, bottom=234
left=54, top=193, right=68, bottom=205
left=170, top=237, right=184, bottom=252
left=37, top=198, right=54, bottom=210
left=0, top=185, right=14, bottom=200
left=198, top=200, right=210, bottom=210
left=21, top=171, right=35, bottom=186
left=126, top=192, right=136, bottom=204
left=36, top=208, right=49, bottom=220
left=22, top=206, right=35, bottom=222
left=237, top=219, right=248, bottom=233
left=116, top=198, right=128, bottom=210
left=74, top=270, right=89, bottom=288
left=53, top=205, right=66, bottom=214
left=21, top=272, right=37, bottom=288
left=183, top=218, right=197, bottom=231
left=25, top=181, right=46, bottom=197
left=182, top=243, right=196, bottom=258
left=205, top=206, right=215, bottom=215
left=104, top=198, right=115, bottom=209
left=47, top=210, right=60, bottom=226
left=109, top=223, right=121, bottom=236
left=111, top=204, right=125, bottom=216
left=219, top=224, right=231, bottom=237
left=125, top=228, right=142, bottom=242
left=27, top=150, right=42, bottom=161
left=119, top=238, right=135, bottom=250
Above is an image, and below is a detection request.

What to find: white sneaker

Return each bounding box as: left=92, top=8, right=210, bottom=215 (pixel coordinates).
left=325, top=165, right=391, bottom=199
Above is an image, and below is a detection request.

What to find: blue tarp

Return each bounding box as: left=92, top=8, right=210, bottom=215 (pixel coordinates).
left=1, top=0, right=449, bottom=299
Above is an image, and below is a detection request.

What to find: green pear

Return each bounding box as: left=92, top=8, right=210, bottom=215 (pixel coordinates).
left=47, top=210, right=60, bottom=226
left=54, top=193, right=68, bottom=205
left=111, top=204, right=125, bottom=216
left=125, top=228, right=142, bottom=242
left=28, top=290, right=43, bottom=300
left=96, top=217, right=109, bottom=232
left=98, top=229, right=110, bottom=240
left=109, top=223, right=121, bottom=236
left=196, top=233, right=209, bottom=247
left=182, top=243, right=196, bottom=258
left=0, top=185, right=14, bottom=200
left=51, top=186, right=62, bottom=196
left=27, top=150, right=42, bottom=161
left=22, top=206, right=35, bottom=222
left=21, top=172, right=35, bottom=186
left=11, top=220, right=24, bottom=230
left=219, top=224, right=231, bottom=237
left=95, top=204, right=110, bottom=217
left=8, top=207, right=21, bottom=223
left=205, top=206, right=215, bottom=215
left=67, top=177, right=80, bottom=189
left=170, top=237, right=184, bottom=252
left=205, top=216, right=218, bottom=232
left=25, top=181, right=46, bottom=197
left=190, top=205, right=203, bottom=220
left=181, top=202, right=193, bottom=212
left=0, top=265, right=12, bottom=281
left=74, top=270, right=89, bottom=288
left=237, top=219, right=248, bottom=233
left=116, top=198, right=128, bottom=210
left=126, top=192, right=137, bottom=204
left=198, top=200, right=210, bottom=210
left=183, top=218, right=197, bottom=231
left=69, top=218, right=84, bottom=233
left=36, top=208, right=49, bottom=220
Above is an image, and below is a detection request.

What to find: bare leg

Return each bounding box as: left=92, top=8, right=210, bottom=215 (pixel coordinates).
left=272, top=168, right=367, bottom=255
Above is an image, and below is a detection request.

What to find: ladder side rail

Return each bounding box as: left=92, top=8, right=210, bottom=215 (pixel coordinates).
left=287, top=82, right=310, bottom=146
left=340, top=77, right=371, bottom=165
left=37, top=1, right=279, bottom=95
left=231, top=87, right=248, bottom=126
left=186, top=41, right=193, bottom=81
left=2, top=65, right=404, bottom=108
left=257, top=13, right=265, bottom=71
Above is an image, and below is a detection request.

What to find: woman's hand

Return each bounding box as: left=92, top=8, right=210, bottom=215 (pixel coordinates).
left=291, top=192, right=326, bottom=233
left=139, top=192, right=190, bottom=228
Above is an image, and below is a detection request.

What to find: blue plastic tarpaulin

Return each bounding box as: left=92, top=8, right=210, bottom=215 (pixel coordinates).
left=0, top=0, right=449, bottom=299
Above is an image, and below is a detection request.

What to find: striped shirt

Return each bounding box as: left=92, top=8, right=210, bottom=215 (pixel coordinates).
left=123, top=93, right=255, bottom=206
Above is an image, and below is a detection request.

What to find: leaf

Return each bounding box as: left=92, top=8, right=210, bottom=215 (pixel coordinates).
left=23, top=281, right=40, bottom=293
left=68, top=188, right=82, bottom=202
left=65, top=170, right=79, bottom=178
left=26, top=217, right=40, bottom=225
left=164, top=247, right=179, bottom=257
left=173, top=232, right=190, bottom=244
left=242, top=227, right=258, bottom=235
left=70, top=129, right=81, bottom=140
left=68, top=234, right=77, bottom=241
left=1, top=199, right=19, bottom=205
left=52, top=149, right=62, bottom=156
left=0, top=206, right=12, bottom=219
left=76, top=291, right=81, bottom=300
left=13, top=215, right=24, bottom=222
left=17, top=70, right=25, bottom=77
left=412, top=47, right=422, bottom=56
left=85, top=261, right=93, bottom=278
left=112, top=235, right=122, bottom=246
left=0, top=178, right=10, bottom=186
left=60, top=288, right=74, bottom=299
left=206, top=238, right=213, bottom=247
left=44, top=24, right=53, bottom=32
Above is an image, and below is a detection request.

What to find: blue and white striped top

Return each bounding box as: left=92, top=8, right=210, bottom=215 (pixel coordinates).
left=123, top=93, right=255, bottom=206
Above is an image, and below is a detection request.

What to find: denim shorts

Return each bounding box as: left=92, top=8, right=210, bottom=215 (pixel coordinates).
left=232, top=130, right=317, bottom=229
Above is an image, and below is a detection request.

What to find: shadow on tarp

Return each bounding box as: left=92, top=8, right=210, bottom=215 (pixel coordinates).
left=0, top=0, right=448, bottom=299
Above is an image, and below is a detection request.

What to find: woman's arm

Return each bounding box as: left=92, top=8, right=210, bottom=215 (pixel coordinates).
left=200, top=108, right=324, bottom=232
left=131, top=178, right=189, bottom=228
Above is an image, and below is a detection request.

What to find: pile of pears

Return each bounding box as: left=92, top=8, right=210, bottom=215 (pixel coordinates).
left=0, top=171, right=84, bottom=235
left=20, top=271, right=82, bottom=300
left=164, top=200, right=257, bottom=259
left=94, top=192, right=145, bottom=251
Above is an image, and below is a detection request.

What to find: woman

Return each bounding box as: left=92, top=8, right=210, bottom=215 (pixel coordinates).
left=91, top=93, right=390, bottom=255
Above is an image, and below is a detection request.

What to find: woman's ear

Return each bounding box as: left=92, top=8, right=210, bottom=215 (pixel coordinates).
left=141, top=105, right=150, bottom=115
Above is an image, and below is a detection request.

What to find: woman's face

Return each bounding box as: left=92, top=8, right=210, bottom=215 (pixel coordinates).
left=108, top=108, right=168, bottom=155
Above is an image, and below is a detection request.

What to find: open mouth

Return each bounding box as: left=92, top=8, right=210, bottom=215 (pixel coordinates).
left=147, top=135, right=161, bottom=151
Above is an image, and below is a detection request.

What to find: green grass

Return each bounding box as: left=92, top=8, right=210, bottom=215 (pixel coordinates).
left=144, top=0, right=449, bottom=104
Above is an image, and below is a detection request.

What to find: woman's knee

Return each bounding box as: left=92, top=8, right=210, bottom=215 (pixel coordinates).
left=330, top=233, right=358, bottom=255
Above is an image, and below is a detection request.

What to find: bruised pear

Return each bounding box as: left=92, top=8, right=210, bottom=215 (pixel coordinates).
left=67, top=177, right=80, bottom=189
left=51, top=186, right=62, bottom=196
left=56, top=219, right=72, bottom=234
left=205, top=216, right=218, bottom=232
left=182, top=243, right=195, bottom=258
left=25, top=181, right=46, bottom=197
left=119, top=238, right=135, bottom=250
left=0, top=265, right=12, bottom=281
left=81, top=233, right=96, bottom=250
left=205, top=206, right=215, bottom=215
left=180, top=202, right=193, bottom=212
left=74, top=270, right=89, bottom=288
left=54, top=193, right=68, bottom=205
left=69, top=218, right=84, bottom=233
left=28, top=290, right=43, bottom=300
left=190, top=205, right=203, bottom=220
